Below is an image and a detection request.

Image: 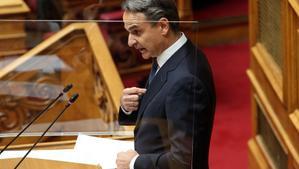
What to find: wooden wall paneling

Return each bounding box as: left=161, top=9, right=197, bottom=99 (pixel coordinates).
left=255, top=135, right=282, bottom=169
left=0, top=33, right=26, bottom=51
left=176, top=0, right=192, bottom=20
left=289, top=108, right=299, bottom=166
left=248, top=138, right=271, bottom=169
left=291, top=153, right=299, bottom=169
left=289, top=110, right=299, bottom=134
left=0, top=0, right=29, bottom=57
left=283, top=0, right=298, bottom=112
left=249, top=0, right=299, bottom=168
left=0, top=0, right=29, bottom=15
left=251, top=88, right=259, bottom=135
left=288, top=0, right=299, bottom=111
left=288, top=0, right=299, bottom=16
left=248, top=58, right=299, bottom=167
left=0, top=20, right=25, bottom=35
left=286, top=2, right=299, bottom=166
left=248, top=0, right=259, bottom=142
left=247, top=69, right=288, bottom=153
left=252, top=44, right=283, bottom=102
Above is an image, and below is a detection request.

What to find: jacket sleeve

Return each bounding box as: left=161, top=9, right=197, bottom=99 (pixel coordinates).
left=134, top=77, right=213, bottom=169
left=118, top=107, right=138, bottom=125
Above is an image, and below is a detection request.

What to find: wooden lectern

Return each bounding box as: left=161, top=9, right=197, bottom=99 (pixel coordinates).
left=0, top=136, right=132, bottom=168
left=0, top=158, right=100, bottom=169
left=0, top=136, right=133, bottom=168
left=0, top=139, right=103, bottom=168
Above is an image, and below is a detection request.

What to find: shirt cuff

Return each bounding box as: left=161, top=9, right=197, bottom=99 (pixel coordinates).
left=121, top=106, right=132, bottom=115
left=129, top=154, right=139, bottom=169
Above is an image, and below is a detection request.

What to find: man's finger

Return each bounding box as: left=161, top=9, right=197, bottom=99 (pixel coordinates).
left=123, top=87, right=146, bottom=95
left=124, top=102, right=138, bottom=107
left=122, top=95, right=139, bottom=102
left=124, top=106, right=138, bottom=112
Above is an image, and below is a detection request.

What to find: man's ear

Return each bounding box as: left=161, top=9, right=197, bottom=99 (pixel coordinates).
left=158, top=17, right=170, bottom=36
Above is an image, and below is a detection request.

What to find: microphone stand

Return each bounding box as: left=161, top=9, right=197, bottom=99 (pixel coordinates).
left=0, top=84, right=73, bottom=156
left=14, top=93, right=79, bottom=169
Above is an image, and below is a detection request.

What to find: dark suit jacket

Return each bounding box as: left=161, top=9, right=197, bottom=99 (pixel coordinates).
left=119, top=40, right=216, bottom=169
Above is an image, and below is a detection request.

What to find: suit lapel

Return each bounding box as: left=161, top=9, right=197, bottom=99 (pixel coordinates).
left=135, top=40, right=192, bottom=129
left=135, top=70, right=167, bottom=127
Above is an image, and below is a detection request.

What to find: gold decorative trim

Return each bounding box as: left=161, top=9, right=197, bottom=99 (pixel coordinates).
left=289, top=110, right=299, bottom=132
left=251, top=43, right=283, bottom=102
left=288, top=0, right=299, bottom=16
left=247, top=70, right=299, bottom=164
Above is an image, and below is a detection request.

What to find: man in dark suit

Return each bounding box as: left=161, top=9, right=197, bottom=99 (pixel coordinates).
left=116, top=0, right=216, bottom=169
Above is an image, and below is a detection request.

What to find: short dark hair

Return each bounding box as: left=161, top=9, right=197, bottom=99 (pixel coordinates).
left=122, top=0, right=180, bottom=32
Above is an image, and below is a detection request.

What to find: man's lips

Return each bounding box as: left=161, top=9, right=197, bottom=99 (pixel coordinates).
left=137, top=48, right=146, bottom=53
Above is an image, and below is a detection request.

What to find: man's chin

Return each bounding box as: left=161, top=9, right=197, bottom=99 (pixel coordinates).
left=141, top=53, right=152, bottom=60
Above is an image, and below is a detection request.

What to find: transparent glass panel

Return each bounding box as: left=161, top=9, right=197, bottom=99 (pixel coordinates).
left=0, top=20, right=199, bottom=139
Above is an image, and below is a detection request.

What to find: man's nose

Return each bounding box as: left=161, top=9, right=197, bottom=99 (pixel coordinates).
left=128, top=34, right=136, bottom=47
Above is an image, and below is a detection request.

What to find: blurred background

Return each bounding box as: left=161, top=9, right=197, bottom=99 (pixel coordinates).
left=0, top=0, right=298, bottom=169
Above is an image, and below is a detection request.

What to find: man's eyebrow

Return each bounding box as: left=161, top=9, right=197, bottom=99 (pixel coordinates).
left=126, top=24, right=138, bottom=31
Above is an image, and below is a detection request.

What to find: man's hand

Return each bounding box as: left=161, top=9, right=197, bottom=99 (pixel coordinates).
left=121, top=87, right=146, bottom=112
left=116, top=150, right=138, bottom=169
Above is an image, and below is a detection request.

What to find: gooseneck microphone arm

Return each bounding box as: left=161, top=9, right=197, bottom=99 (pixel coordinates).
left=0, top=84, right=73, bottom=156
left=14, top=93, right=79, bottom=169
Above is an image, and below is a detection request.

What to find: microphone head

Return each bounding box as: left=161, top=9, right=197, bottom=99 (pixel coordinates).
left=68, top=93, right=79, bottom=104
left=63, top=84, right=73, bottom=93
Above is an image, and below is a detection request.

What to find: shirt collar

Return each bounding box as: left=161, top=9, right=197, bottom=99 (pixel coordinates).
left=156, top=33, right=187, bottom=69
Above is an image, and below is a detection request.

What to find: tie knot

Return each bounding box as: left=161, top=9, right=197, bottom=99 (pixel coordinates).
left=152, top=59, right=159, bottom=72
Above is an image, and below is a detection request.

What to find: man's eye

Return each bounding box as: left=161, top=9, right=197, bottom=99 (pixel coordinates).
left=132, top=30, right=140, bottom=35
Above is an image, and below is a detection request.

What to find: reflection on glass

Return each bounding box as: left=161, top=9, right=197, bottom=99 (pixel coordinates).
left=0, top=20, right=199, bottom=139
left=0, top=23, right=120, bottom=137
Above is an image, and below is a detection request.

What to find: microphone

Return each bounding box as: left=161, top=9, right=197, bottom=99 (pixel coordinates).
left=0, top=84, right=73, bottom=155
left=14, top=93, right=79, bottom=169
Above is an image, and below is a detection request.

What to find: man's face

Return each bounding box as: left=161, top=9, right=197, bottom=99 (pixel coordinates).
left=123, top=11, right=165, bottom=59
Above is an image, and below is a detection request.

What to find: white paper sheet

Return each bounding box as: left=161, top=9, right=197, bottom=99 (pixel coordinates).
left=74, top=134, right=134, bottom=169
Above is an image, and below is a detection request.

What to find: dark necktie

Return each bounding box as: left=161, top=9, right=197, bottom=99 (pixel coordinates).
left=148, top=59, right=158, bottom=85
